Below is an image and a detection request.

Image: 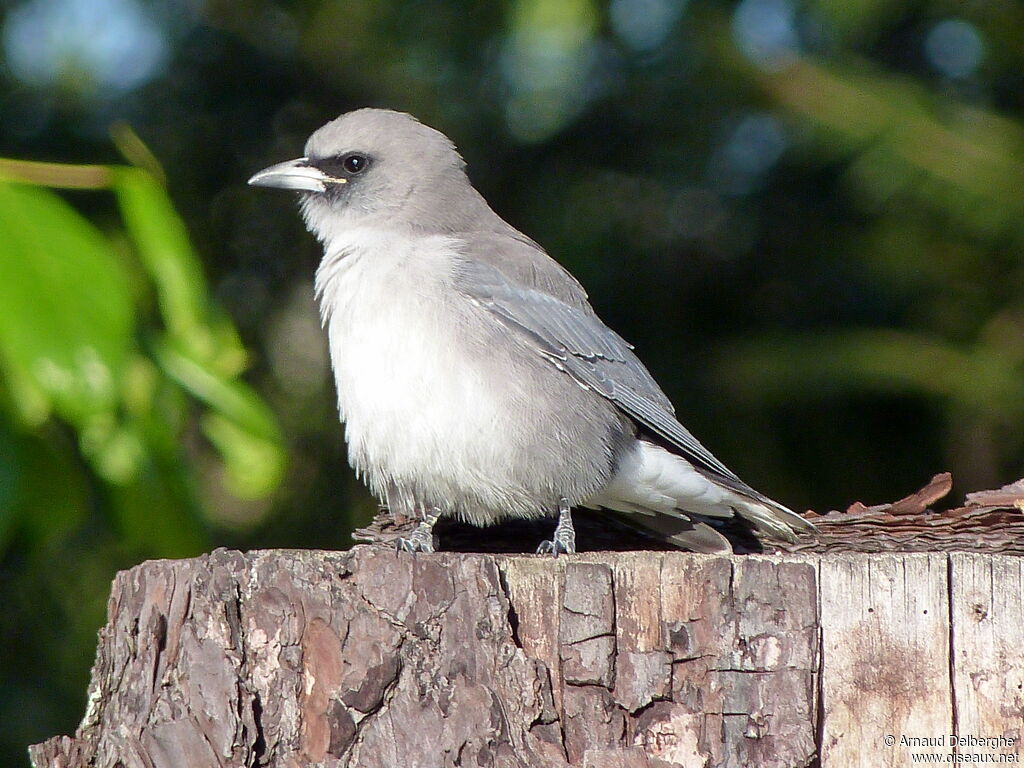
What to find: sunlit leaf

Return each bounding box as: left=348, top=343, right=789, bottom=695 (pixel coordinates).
left=79, top=418, right=146, bottom=484
left=113, top=167, right=249, bottom=374
left=112, top=168, right=205, bottom=334
left=153, top=337, right=282, bottom=443
left=152, top=335, right=286, bottom=498
left=0, top=182, right=133, bottom=427
left=202, top=412, right=286, bottom=499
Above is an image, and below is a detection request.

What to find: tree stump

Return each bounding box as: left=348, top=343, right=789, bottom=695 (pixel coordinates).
left=28, top=546, right=1024, bottom=768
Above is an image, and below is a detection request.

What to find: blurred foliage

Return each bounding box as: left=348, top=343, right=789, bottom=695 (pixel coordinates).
left=0, top=153, right=285, bottom=759
left=1, top=0, right=1023, bottom=763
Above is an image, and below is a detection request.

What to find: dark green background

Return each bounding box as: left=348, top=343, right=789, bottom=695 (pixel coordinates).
left=2, top=0, right=1022, bottom=763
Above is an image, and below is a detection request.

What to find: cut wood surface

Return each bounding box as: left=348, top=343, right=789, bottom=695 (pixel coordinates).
left=819, top=554, right=951, bottom=767
left=29, top=547, right=1024, bottom=768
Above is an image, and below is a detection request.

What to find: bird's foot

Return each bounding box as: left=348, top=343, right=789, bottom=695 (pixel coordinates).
left=395, top=507, right=440, bottom=553
left=537, top=500, right=576, bottom=556
left=536, top=537, right=574, bottom=556
left=396, top=530, right=436, bottom=553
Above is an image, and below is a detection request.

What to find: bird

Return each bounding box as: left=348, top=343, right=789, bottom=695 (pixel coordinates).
left=249, top=108, right=815, bottom=555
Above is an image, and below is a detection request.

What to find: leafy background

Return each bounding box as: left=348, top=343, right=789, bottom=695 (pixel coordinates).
left=1, top=0, right=1022, bottom=762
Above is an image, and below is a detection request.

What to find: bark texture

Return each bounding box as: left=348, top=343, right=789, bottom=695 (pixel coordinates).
left=29, top=546, right=1024, bottom=768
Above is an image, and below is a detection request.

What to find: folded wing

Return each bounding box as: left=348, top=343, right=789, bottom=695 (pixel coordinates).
left=457, top=259, right=742, bottom=487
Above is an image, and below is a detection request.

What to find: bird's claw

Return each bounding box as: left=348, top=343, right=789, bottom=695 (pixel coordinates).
left=396, top=532, right=436, bottom=553
left=394, top=507, right=440, bottom=553
left=537, top=500, right=576, bottom=556
left=536, top=538, right=575, bottom=557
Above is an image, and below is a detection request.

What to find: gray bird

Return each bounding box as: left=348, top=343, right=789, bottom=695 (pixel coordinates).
left=249, top=108, right=814, bottom=555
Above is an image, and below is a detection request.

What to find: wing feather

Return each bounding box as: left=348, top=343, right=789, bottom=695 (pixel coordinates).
left=454, top=258, right=761, bottom=496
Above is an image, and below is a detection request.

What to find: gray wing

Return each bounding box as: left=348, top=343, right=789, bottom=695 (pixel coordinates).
left=454, top=256, right=761, bottom=496
left=460, top=229, right=595, bottom=309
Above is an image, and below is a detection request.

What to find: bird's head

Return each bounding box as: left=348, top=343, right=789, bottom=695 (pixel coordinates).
left=248, top=108, right=480, bottom=242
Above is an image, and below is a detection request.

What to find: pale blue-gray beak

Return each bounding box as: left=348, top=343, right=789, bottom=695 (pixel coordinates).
left=248, top=157, right=342, bottom=193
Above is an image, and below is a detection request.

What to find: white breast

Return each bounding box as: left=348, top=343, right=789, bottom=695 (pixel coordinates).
left=315, top=228, right=516, bottom=511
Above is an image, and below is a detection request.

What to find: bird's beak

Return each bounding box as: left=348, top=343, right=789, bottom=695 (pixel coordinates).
left=248, top=157, right=341, bottom=193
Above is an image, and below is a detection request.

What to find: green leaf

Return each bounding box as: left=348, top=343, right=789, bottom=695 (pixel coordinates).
left=153, top=336, right=286, bottom=499
left=116, top=159, right=289, bottom=499
left=79, top=417, right=146, bottom=484
left=112, top=168, right=208, bottom=339
left=0, top=182, right=133, bottom=427
left=113, top=167, right=248, bottom=375
left=154, top=337, right=282, bottom=443
left=202, top=412, right=286, bottom=499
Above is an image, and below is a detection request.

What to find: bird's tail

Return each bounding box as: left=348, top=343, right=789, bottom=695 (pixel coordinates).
left=586, top=439, right=816, bottom=553
left=605, top=496, right=814, bottom=555
left=723, top=491, right=814, bottom=541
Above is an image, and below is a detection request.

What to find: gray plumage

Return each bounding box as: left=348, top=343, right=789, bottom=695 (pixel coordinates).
left=249, top=108, right=815, bottom=554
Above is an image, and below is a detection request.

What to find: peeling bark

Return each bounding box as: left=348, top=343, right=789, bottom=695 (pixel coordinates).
left=786, top=474, right=1024, bottom=555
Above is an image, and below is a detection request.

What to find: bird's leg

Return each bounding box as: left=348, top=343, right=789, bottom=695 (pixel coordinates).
left=397, top=506, right=440, bottom=553
left=384, top=482, right=415, bottom=524
left=537, top=499, right=576, bottom=556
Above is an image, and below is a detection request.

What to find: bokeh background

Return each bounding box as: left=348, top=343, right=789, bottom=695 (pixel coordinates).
left=1, top=0, right=1022, bottom=761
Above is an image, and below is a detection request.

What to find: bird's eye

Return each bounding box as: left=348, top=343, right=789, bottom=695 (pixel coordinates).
left=309, top=153, right=370, bottom=180
left=342, top=154, right=368, bottom=174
